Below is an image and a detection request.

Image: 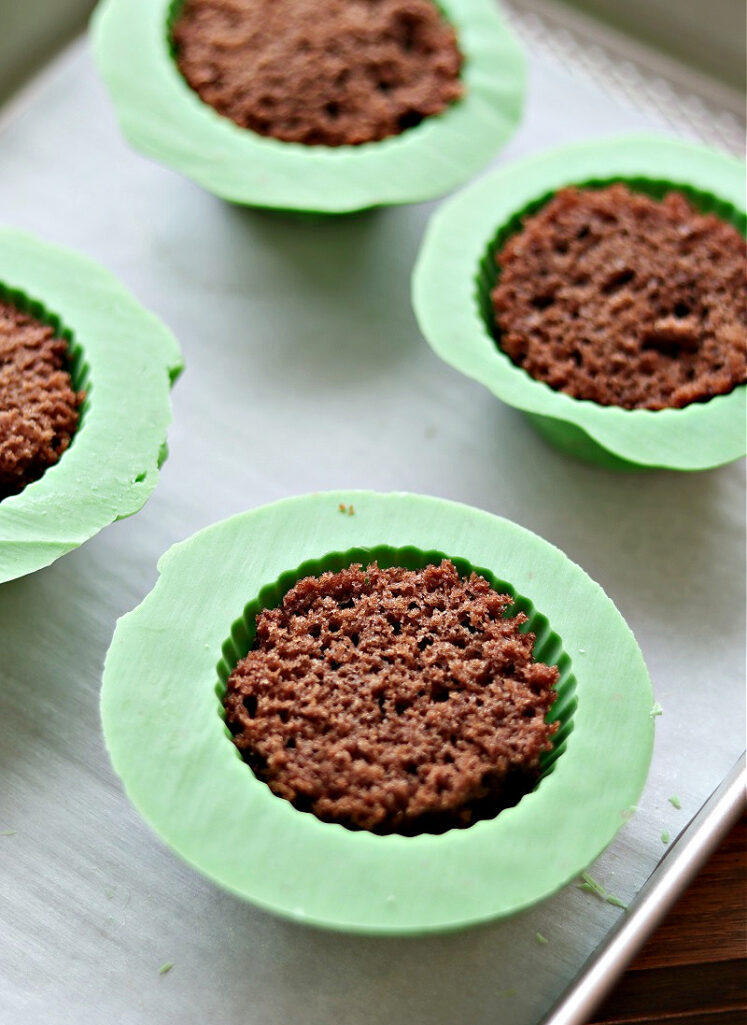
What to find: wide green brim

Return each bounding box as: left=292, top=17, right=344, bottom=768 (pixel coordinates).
left=91, top=0, right=525, bottom=213
left=0, top=229, right=182, bottom=584
left=412, top=135, right=746, bottom=471
left=101, top=490, right=654, bottom=935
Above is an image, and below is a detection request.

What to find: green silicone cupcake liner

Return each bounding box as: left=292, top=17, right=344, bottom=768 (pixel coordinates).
left=91, top=0, right=525, bottom=214
left=412, top=135, right=746, bottom=471
left=102, top=490, right=654, bottom=935
left=0, top=228, right=182, bottom=584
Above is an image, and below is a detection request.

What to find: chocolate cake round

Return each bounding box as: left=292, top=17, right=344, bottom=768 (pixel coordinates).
left=0, top=299, right=82, bottom=501
left=491, top=184, right=747, bottom=410
left=172, top=0, right=463, bottom=146
left=224, top=559, right=559, bottom=834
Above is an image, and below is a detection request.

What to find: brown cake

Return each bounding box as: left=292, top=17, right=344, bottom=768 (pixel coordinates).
left=224, top=560, right=559, bottom=834
left=172, top=0, right=463, bottom=146
left=0, top=299, right=83, bottom=501
left=491, top=184, right=747, bottom=410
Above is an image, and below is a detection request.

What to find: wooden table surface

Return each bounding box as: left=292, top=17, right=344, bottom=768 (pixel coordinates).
left=590, top=816, right=747, bottom=1025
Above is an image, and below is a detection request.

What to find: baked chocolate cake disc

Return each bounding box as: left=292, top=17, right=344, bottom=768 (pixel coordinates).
left=225, top=560, right=558, bottom=834
left=173, top=0, right=464, bottom=146
left=492, top=184, right=747, bottom=411
left=0, top=298, right=83, bottom=500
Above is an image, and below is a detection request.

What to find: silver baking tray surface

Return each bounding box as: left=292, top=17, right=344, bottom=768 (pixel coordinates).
left=0, top=3, right=744, bottom=1024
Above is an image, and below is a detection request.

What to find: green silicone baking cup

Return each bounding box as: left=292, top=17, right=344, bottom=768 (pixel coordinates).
left=91, top=0, right=525, bottom=214
left=0, top=229, right=182, bottom=584
left=412, top=135, right=747, bottom=471
left=101, top=490, right=654, bottom=935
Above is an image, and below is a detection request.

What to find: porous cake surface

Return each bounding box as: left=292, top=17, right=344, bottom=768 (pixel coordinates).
left=173, top=0, right=463, bottom=146
left=225, top=560, right=558, bottom=834
left=0, top=299, right=82, bottom=500
left=491, top=184, right=747, bottom=410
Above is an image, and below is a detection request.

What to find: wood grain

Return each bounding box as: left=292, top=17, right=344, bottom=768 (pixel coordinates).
left=591, top=816, right=747, bottom=1024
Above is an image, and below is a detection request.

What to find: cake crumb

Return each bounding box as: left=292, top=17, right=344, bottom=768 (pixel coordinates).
left=225, top=560, right=559, bottom=834
left=0, top=298, right=83, bottom=500
left=492, top=184, right=747, bottom=410
left=536, top=932, right=548, bottom=945
left=173, top=0, right=464, bottom=146
left=668, top=795, right=682, bottom=810
left=158, top=963, right=174, bottom=976
left=650, top=702, right=664, bottom=718
left=661, top=831, right=670, bottom=844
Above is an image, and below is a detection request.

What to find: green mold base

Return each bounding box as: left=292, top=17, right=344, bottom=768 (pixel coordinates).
left=413, top=135, right=747, bottom=472
left=92, top=0, right=525, bottom=213
left=525, top=414, right=644, bottom=472
left=101, top=491, right=654, bottom=935
left=0, top=229, right=182, bottom=584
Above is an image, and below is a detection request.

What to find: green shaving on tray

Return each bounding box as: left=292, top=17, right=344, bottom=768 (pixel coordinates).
left=579, top=872, right=627, bottom=910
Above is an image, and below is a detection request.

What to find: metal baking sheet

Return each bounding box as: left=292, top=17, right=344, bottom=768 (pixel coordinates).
left=1, top=5, right=745, bottom=1024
